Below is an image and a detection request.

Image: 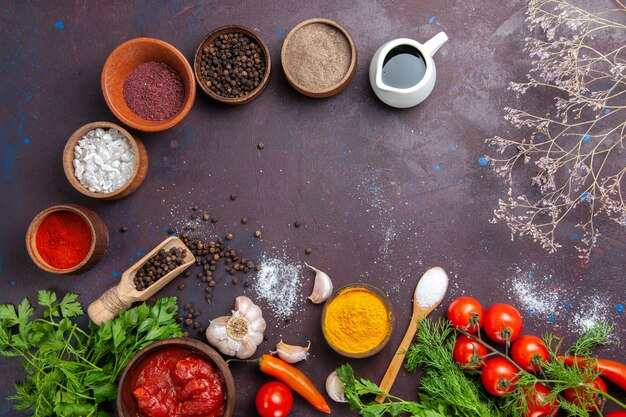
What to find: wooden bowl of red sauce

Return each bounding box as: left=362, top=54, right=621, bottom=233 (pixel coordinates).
left=117, top=338, right=235, bottom=417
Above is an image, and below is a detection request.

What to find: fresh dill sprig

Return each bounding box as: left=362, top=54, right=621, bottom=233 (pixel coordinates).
left=336, top=364, right=448, bottom=417
left=565, top=323, right=613, bottom=357
left=405, top=319, right=507, bottom=417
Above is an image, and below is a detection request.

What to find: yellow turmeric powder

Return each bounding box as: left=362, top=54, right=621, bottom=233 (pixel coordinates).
left=323, top=287, right=391, bottom=355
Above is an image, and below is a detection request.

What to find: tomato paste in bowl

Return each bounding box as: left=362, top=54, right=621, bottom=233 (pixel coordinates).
left=118, top=338, right=235, bottom=417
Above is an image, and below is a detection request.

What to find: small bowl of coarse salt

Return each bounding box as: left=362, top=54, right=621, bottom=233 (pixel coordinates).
left=63, top=121, right=148, bottom=200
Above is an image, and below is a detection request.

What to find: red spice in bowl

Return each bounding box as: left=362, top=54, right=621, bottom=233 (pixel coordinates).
left=123, top=62, right=185, bottom=121
left=35, top=210, right=92, bottom=269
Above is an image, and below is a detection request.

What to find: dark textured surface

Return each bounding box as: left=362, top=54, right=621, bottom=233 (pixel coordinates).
left=0, top=1, right=625, bottom=416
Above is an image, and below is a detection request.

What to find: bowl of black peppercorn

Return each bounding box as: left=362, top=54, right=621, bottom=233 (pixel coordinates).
left=194, top=25, right=271, bottom=105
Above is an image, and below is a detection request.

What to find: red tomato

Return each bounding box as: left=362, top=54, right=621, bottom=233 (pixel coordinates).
left=481, top=357, right=519, bottom=396
left=256, top=381, right=294, bottom=417
left=522, top=383, right=558, bottom=417
left=605, top=411, right=626, bottom=417
left=563, top=376, right=607, bottom=412
left=453, top=335, right=488, bottom=370
left=447, top=296, right=485, bottom=333
left=483, top=303, right=523, bottom=345
left=511, top=335, right=549, bottom=373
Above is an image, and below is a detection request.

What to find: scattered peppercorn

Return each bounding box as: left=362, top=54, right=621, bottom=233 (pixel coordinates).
left=254, top=230, right=262, bottom=238
left=294, top=221, right=301, bottom=228
left=305, top=248, right=312, bottom=255
left=226, top=232, right=234, bottom=240
left=120, top=226, right=128, bottom=233
left=191, top=205, right=198, bottom=211
left=257, top=142, right=265, bottom=150
left=210, top=216, right=218, bottom=223
left=202, top=213, right=209, bottom=221
left=178, top=283, right=186, bottom=290
left=241, top=217, right=248, bottom=224
left=230, top=193, right=237, bottom=201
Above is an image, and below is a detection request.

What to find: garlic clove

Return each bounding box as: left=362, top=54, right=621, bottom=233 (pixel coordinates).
left=325, top=371, right=347, bottom=402
left=305, top=262, right=333, bottom=304
left=236, top=295, right=264, bottom=322
left=216, top=337, right=240, bottom=357
left=234, top=296, right=254, bottom=315
left=247, top=330, right=264, bottom=346
left=237, top=338, right=258, bottom=359
left=273, top=340, right=311, bottom=364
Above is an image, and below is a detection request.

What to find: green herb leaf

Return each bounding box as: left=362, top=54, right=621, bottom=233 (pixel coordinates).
left=59, top=293, right=83, bottom=318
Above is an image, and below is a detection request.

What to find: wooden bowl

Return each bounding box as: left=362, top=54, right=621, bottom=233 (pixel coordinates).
left=102, top=37, right=196, bottom=132
left=194, top=25, right=271, bottom=105
left=88, top=236, right=195, bottom=325
left=281, top=18, right=357, bottom=98
left=63, top=121, right=148, bottom=200
left=25, top=204, right=109, bottom=274
left=321, top=284, right=394, bottom=358
left=117, top=338, right=235, bottom=417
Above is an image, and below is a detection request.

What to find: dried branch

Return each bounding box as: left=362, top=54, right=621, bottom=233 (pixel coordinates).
left=486, top=0, right=626, bottom=257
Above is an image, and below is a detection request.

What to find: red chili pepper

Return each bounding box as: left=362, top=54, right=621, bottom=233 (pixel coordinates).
left=559, top=356, right=626, bottom=391
left=258, top=354, right=331, bottom=413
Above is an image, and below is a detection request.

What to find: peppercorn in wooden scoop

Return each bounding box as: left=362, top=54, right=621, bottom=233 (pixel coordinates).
left=375, top=266, right=449, bottom=403
left=88, top=236, right=195, bottom=325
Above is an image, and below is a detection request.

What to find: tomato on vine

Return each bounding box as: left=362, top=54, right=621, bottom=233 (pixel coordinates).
left=453, top=335, right=488, bottom=370
left=521, top=383, right=558, bottom=417
left=483, top=303, right=523, bottom=346
left=511, top=335, right=549, bottom=373
left=256, top=381, right=294, bottom=417
left=481, top=357, right=519, bottom=396
left=563, top=376, right=607, bottom=412
left=447, top=296, right=484, bottom=334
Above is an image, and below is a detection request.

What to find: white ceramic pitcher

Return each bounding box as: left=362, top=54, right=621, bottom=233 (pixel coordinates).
left=369, top=32, right=448, bottom=108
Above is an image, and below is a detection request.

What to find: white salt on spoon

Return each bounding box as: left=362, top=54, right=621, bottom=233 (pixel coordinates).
left=375, top=266, right=449, bottom=403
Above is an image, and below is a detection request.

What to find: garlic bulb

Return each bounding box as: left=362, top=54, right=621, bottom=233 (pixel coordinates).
left=272, top=340, right=310, bottom=364
left=325, top=371, right=347, bottom=402
left=305, top=262, right=333, bottom=304
left=206, top=296, right=266, bottom=359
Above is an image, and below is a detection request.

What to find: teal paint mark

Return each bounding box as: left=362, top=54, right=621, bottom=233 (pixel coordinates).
left=617, top=303, right=624, bottom=313
left=433, top=165, right=441, bottom=171
left=112, top=271, right=121, bottom=277
left=428, top=16, right=436, bottom=23
left=276, top=29, right=283, bottom=36
left=582, top=134, right=590, bottom=142
left=23, top=137, right=31, bottom=144
left=478, top=156, right=488, bottom=166
left=450, top=145, right=457, bottom=151
left=54, top=21, right=64, bottom=30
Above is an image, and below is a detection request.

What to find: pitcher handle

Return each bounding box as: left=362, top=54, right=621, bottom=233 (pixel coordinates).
left=422, top=32, right=448, bottom=57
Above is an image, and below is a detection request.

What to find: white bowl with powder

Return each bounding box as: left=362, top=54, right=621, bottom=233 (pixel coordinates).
left=281, top=18, right=357, bottom=98
left=63, top=121, right=148, bottom=200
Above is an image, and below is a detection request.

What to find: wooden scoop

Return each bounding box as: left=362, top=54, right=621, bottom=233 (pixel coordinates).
left=375, top=266, right=449, bottom=403
left=88, top=236, right=195, bottom=325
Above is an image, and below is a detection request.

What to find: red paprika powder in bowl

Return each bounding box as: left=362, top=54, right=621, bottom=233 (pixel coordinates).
left=26, top=204, right=109, bottom=274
